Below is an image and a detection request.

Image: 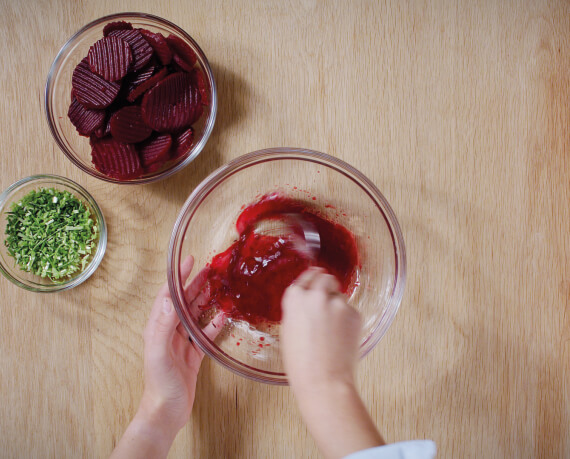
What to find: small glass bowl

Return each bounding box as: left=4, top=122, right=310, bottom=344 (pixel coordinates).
left=0, top=175, right=107, bottom=292
left=168, top=148, right=406, bottom=384
left=45, top=12, right=217, bottom=184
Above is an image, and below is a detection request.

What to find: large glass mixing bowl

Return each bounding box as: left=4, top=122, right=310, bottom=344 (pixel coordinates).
left=168, top=148, right=406, bottom=384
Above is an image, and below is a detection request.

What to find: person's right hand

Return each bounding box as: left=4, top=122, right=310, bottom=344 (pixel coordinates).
left=281, top=267, right=385, bottom=459
left=280, top=267, right=362, bottom=392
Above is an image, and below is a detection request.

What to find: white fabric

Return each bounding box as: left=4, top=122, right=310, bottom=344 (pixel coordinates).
left=343, top=441, right=437, bottom=459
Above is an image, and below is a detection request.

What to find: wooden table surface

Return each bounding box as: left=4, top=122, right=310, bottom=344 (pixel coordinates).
left=1, top=1, right=569, bottom=458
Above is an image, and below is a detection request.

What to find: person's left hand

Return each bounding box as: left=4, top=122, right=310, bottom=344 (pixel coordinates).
left=138, top=256, right=223, bottom=437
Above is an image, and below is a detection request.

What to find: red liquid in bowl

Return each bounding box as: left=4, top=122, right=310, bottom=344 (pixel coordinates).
left=204, top=193, right=359, bottom=325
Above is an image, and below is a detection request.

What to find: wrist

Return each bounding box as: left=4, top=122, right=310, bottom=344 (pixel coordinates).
left=109, top=410, right=176, bottom=459
left=291, top=372, right=356, bottom=403
left=133, top=396, right=180, bottom=450
left=292, top=377, right=358, bottom=422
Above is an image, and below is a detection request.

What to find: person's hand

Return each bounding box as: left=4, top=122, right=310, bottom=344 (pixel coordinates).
left=280, top=267, right=384, bottom=459
left=110, top=256, right=223, bottom=459
left=137, top=256, right=206, bottom=436
left=281, top=267, right=362, bottom=392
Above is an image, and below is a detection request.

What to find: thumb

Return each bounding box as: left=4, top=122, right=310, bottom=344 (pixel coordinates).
left=151, top=297, right=180, bottom=352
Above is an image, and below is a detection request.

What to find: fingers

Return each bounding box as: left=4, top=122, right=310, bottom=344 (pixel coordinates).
left=311, top=272, right=341, bottom=294
left=176, top=310, right=225, bottom=348
left=145, top=281, right=171, bottom=339
left=180, top=255, right=195, bottom=283
left=293, top=267, right=325, bottom=289
left=143, top=254, right=225, bottom=367
left=291, top=267, right=341, bottom=294
left=176, top=321, right=189, bottom=340
left=147, top=254, right=198, bottom=338
left=145, top=255, right=194, bottom=335
left=283, top=268, right=348, bottom=321
left=184, top=312, right=226, bottom=365
left=201, top=312, right=226, bottom=342
left=184, top=266, right=211, bottom=309
left=145, top=296, right=180, bottom=358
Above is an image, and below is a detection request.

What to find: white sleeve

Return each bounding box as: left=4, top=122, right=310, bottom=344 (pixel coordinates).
left=343, top=441, right=437, bottom=459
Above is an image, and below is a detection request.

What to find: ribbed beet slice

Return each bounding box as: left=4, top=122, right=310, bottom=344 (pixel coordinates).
left=140, top=29, right=172, bottom=65
left=191, top=68, right=210, bottom=106
left=141, top=72, right=200, bottom=132
left=166, top=34, right=197, bottom=68
left=171, top=127, right=194, bottom=158
left=127, top=66, right=168, bottom=102
left=110, top=106, right=153, bottom=143
left=194, top=103, right=204, bottom=122
left=109, top=29, right=154, bottom=71
left=127, top=64, right=155, bottom=90
left=87, top=36, right=133, bottom=82
left=91, top=137, right=143, bottom=180
left=139, top=134, right=172, bottom=167
left=144, top=162, right=166, bottom=174
left=103, top=21, right=133, bottom=36
left=67, top=97, right=105, bottom=136
left=72, top=58, right=121, bottom=109
left=92, top=117, right=111, bottom=138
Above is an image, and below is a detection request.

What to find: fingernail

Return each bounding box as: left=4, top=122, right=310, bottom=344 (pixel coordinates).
left=163, top=298, right=173, bottom=314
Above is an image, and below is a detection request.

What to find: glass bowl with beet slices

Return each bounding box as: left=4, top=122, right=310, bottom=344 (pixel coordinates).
left=168, top=148, right=407, bottom=384
left=45, top=13, right=217, bottom=184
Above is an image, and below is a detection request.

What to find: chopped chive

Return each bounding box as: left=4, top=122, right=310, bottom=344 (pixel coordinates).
left=4, top=188, right=99, bottom=283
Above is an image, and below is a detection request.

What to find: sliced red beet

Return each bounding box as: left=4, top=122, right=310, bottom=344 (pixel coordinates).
left=140, top=29, right=172, bottom=65
left=171, top=127, right=194, bottom=158
left=109, top=29, right=154, bottom=71
left=103, top=117, right=112, bottom=136
left=166, top=34, right=197, bottom=69
left=110, top=106, right=153, bottom=143
left=92, top=112, right=112, bottom=138
left=139, top=134, right=172, bottom=167
left=87, top=36, right=133, bottom=82
left=67, top=97, right=105, bottom=136
left=194, top=103, right=204, bottom=121
left=72, top=58, right=121, bottom=109
left=141, top=72, right=200, bottom=132
left=144, top=161, right=166, bottom=174
left=172, top=53, right=195, bottom=73
left=127, top=64, right=155, bottom=89
left=92, top=118, right=111, bottom=138
left=191, top=68, right=210, bottom=105
left=127, top=66, right=168, bottom=102
left=91, top=137, right=143, bottom=180
left=103, top=21, right=133, bottom=36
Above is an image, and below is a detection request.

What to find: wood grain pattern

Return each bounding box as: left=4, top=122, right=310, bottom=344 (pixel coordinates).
left=0, top=1, right=569, bottom=458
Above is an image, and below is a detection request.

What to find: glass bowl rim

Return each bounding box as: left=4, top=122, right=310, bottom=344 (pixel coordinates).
left=168, top=147, right=407, bottom=384
left=0, top=174, right=107, bottom=292
left=44, top=11, right=218, bottom=185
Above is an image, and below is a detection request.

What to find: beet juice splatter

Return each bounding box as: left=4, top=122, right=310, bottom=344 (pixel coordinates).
left=204, top=193, right=359, bottom=326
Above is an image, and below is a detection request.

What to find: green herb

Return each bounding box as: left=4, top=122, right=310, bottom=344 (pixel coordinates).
left=4, top=188, right=99, bottom=283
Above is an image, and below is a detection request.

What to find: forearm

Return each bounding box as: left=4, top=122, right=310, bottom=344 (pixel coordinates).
left=293, top=380, right=385, bottom=459
left=109, top=410, right=177, bottom=459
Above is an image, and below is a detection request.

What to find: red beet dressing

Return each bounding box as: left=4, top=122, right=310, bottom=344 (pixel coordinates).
left=205, top=193, right=359, bottom=325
